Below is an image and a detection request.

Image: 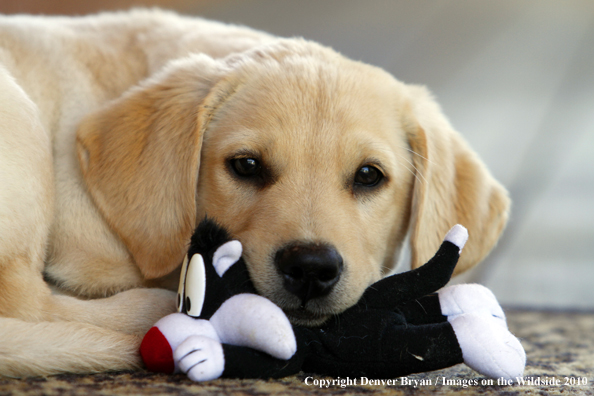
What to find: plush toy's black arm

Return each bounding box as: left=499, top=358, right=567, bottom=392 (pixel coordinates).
left=302, top=316, right=464, bottom=379
left=221, top=315, right=464, bottom=380
left=357, top=240, right=460, bottom=309
left=221, top=343, right=304, bottom=379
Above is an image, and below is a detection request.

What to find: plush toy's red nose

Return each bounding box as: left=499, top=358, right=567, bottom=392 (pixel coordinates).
left=275, top=242, right=343, bottom=307
left=140, top=327, right=175, bottom=374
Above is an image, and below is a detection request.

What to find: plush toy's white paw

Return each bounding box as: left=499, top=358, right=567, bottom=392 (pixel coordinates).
left=439, top=284, right=506, bottom=327
left=154, top=313, right=220, bottom=354
left=174, top=335, right=225, bottom=382
left=449, top=313, right=526, bottom=381
left=444, top=224, right=468, bottom=251
left=210, top=294, right=297, bottom=360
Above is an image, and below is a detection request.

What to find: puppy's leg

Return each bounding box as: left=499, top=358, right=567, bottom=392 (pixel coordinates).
left=0, top=317, right=143, bottom=377
left=47, top=288, right=177, bottom=336
left=0, top=66, right=55, bottom=321
left=0, top=68, right=176, bottom=376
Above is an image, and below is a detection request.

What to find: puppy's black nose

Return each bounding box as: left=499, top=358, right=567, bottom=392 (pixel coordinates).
left=275, top=242, right=343, bottom=307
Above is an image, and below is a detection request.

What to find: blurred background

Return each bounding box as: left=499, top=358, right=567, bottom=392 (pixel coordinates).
left=1, top=0, right=592, bottom=311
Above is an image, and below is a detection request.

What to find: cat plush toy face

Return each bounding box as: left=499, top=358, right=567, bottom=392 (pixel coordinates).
left=176, top=226, right=245, bottom=319
left=141, top=218, right=526, bottom=382
left=141, top=219, right=296, bottom=379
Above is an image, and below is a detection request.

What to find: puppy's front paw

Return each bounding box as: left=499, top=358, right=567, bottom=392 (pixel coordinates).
left=439, top=284, right=506, bottom=327
left=174, top=335, right=225, bottom=382
left=93, top=288, right=177, bottom=334
left=449, top=313, right=525, bottom=381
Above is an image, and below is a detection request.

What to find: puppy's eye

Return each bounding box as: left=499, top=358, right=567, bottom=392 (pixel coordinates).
left=354, top=165, right=383, bottom=187
left=232, top=158, right=261, bottom=177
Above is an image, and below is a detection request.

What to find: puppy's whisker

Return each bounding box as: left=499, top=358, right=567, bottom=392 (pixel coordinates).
left=398, top=154, right=427, bottom=186
left=397, top=145, right=435, bottom=166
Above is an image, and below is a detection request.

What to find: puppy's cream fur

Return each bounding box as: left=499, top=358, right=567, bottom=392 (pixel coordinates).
left=0, top=9, right=509, bottom=376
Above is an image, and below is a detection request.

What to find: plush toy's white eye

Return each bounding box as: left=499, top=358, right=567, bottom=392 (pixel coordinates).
left=184, top=253, right=206, bottom=317
left=212, top=240, right=243, bottom=277
left=177, top=254, right=190, bottom=312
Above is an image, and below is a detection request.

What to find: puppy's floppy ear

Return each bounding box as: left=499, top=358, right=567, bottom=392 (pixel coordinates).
left=76, top=54, right=232, bottom=279
left=404, top=86, right=510, bottom=275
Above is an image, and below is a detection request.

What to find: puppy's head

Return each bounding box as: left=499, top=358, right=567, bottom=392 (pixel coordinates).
left=77, top=40, right=509, bottom=325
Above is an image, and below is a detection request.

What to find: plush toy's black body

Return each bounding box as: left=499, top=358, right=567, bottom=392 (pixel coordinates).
left=185, top=218, right=463, bottom=379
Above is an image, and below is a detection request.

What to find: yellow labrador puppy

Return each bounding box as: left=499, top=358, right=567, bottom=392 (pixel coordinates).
left=0, top=9, right=509, bottom=377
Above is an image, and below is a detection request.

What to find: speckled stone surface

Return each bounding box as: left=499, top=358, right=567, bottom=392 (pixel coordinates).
left=1, top=310, right=592, bottom=395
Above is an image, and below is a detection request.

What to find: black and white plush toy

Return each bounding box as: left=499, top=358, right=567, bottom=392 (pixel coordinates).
left=140, top=218, right=525, bottom=381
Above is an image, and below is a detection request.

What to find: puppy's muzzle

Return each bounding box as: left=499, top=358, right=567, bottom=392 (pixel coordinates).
left=275, top=242, right=343, bottom=307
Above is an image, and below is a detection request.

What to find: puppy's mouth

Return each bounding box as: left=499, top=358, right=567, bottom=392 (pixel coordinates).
left=282, top=307, right=331, bottom=327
